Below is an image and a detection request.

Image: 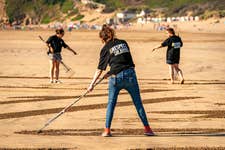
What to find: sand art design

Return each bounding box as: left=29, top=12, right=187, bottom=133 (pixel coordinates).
left=16, top=128, right=225, bottom=136
left=1, top=89, right=171, bottom=104
left=151, top=110, right=225, bottom=118
left=0, top=97, right=200, bottom=119
left=0, top=30, right=225, bottom=149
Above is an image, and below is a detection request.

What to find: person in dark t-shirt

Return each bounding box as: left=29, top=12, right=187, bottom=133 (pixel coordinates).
left=46, top=28, right=77, bottom=83
left=152, top=28, right=184, bottom=84
left=87, top=24, right=154, bottom=137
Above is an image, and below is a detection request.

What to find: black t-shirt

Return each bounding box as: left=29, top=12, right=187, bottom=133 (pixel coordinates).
left=97, top=39, right=135, bottom=75
left=161, top=35, right=183, bottom=55
left=46, top=35, right=68, bottom=53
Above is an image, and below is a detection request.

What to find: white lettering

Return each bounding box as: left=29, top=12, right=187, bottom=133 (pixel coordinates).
left=172, top=42, right=181, bottom=49
left=110, top=43, right=129, bottom=56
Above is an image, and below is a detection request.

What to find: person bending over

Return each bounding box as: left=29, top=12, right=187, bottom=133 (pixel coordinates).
left=87, top=24, right=154, bottom=137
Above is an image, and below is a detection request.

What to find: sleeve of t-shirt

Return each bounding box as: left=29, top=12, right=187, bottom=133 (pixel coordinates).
left=179, top=37, right=183, bottom=47
left=123, top=40, right=130, bottom=51
left=97, top=47, right=109, bottom=71
left=161, top=38, right=170, bottom=47
left=61, top=39, right=68, bottom=48
left=46, top=36, right=53, bottom=44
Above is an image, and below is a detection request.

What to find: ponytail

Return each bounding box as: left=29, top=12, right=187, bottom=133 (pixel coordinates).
left=99, top=24, right=115, bottom=43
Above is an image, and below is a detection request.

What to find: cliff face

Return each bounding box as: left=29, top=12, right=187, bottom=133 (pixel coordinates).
left=0, top=0, right=6, bottom=20
left=0, top=0, right=7, bottom=22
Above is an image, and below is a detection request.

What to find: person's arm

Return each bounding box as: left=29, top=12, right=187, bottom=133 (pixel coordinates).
left=153, top=38, right=170, bottom=52
left=87, top=46, right=109, bottom=92
left=152, top=44, right=163, bottom=52
left=180, top=37, right=183, bottom=47
left=46, top=43, right=54, bottom=53
left=87, top=69, right=103, bottom=92
left=66, top=46, right=78, bottom=55
left=62, top=39, right=78, bottom=55
left=46, top=37, right=54, bottom=53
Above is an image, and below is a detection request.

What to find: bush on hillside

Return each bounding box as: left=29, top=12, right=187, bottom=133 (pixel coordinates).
left=41, top=15, right=51, bottom=24
left=201, top=10, right=225, bottom=20
left=61, top=0, right=74, bottom=13
left=71, top=14, right=85, bottom=21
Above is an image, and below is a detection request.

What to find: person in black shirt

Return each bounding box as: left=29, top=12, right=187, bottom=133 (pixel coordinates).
left=87, top=24, right=154, bottom=137
left=46, top=28, right=77, bottom=83
left=152, top=28, right=184, bottom=84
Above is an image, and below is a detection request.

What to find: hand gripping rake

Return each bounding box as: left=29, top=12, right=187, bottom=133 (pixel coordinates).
left=38, top=35, right=74, bottom=74
left=37, top=77, right=104, bottom=133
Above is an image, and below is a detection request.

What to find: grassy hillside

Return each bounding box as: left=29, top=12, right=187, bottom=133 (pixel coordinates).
left=93, top=0, right=225, bottom=17
left=5, top=0, right=76, bottom=24
left=4, top=0, right=225, bottom=25
left=144, top=0, right=225, bottom=17
left=93, top=0, right=225, bottom=10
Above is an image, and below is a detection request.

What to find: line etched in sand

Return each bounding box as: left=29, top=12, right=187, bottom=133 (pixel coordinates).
left=0, top=148, right=70, bottom=150
left=1, top=89, right=171, bottom=104
left=15, top=128, right=225, bottom=136
left=1, top=147, right=225, bottom=150
left=0, top=97, right=200, bottom=119
left=1, top=76, right=225, bottom=83
left=151, top=110, right=225, bottom=118
left=0, top=76, right=92, bottom=79
left=0, top=85, right=89, bottom=90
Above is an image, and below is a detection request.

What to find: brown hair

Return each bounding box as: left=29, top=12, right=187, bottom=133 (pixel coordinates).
left=166, top=28, right=175, bottom=35
left=56, top=28, right=64, bottom=35
left=99, top=24, right=115, bottom=43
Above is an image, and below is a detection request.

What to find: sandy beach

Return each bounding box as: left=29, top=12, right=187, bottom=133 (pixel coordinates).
left=0, top=26, right=225, bottom=149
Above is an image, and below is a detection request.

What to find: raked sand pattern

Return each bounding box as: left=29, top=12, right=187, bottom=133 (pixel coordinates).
left=0, top=30, right=225, bottom=149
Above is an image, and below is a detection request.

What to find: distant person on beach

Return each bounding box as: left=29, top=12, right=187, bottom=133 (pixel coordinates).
left=46, top=28, right=77, bottom=83
left=152, top=28, right=184, bottom=84
left=87, top=24, right=154, bottom=137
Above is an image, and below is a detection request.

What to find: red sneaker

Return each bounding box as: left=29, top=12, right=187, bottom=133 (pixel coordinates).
left=101, top=128, right=112, bottom=137
left=144, top=126, right=155, bottom=136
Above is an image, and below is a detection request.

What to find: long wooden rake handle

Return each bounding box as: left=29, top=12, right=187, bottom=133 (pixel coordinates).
left=37, top=77, right=104, bottom=133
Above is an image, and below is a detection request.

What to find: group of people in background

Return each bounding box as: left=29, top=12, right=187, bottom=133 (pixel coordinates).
left=45, top=25, right=184, bottom=137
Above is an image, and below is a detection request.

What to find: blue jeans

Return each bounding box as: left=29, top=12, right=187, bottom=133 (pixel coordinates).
left=105, top=68, right=150, bottom=128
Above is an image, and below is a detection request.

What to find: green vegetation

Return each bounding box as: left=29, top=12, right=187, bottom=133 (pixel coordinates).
left=93, top=0, right=225, bottom=16
left=5, top=0, right=74, bottom=24
left=93, top=0, right=124, bottom=12
left=41, top=15, right=51, bottom=24
left=67, top=8, right=79, bottom=17
left=71, top=14, right=85, bottom=21
left=89, top=17, right=99, bottom=22
left=144, top=0, right=225, bottom=17
left=93, top=0, right=224, bottom=10
left=4, top=0, right=225, bottom=25
left=61, top=0, right=74, bottom=13
left=105, top=0, right=224, bottom=18
left=201, top=10, right=225, bottom=20
left=144, top=0, right=210, bottom=8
